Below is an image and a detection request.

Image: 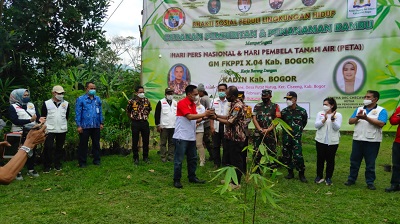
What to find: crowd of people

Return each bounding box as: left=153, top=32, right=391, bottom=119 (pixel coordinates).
left=0, top=83, right=399, bottom=194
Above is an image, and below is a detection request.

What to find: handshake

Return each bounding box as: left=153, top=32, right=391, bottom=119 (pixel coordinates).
left=204, top=108, right=217, bottom=120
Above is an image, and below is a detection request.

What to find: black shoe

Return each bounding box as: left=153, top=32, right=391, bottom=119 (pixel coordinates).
left=189, top=178, right=206, bottom=184
left=43, top=167, right=51, bottom=173
left=133, top=159, right=139, bottom=165
left=285, top=170, right=294, bottom=179
left=299, top=171, right=307, bottom=183
left=385, top=184, right=400, bottom=192
left=174, top=180, right=183, bottom=188
left=344, top=180, right=355, bottom=186
left=367, top=184, right=376, bottom=190
left=143, top=158, right=150, bottom=164
left=79, top=164, right=87, bottom=168
left=93, top=162, right=101, bottom=166
left=299, top=176, right=308, bottom=183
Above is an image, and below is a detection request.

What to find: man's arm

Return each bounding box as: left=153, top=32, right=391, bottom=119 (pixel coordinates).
left=75, top=97, right=82, bottom=127
left=66, top=104, right=70, bottom=120
left=0, top=125, right=47, bottom=185
left=9, top=105, right=31, bottom=126
left=354, top=108, right=387, bottom=128
left=348, top=108, right=359, bottom=125
left=154, top=101, right=162, bottom=126
left=185, top=109, right=213, bottom=120
left=389, top=107, right=400, bottom=126
left=41, top=102, right=48, bottom=118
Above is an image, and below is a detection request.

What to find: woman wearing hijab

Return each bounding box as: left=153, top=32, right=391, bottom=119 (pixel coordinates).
left=338, top=61, right=363, bottom=94
left=8, top=89, right=45, bottom=180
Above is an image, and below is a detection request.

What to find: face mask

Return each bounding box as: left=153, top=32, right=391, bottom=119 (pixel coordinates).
left=323, top=105, right=330, bottom=112
left=138, top=93, right=145, bottom=98
left=55, top=95, right=64, bottom=101
left=218, top=92, right=226, bottom=98
left=286, top=100, right=293, bottom=107
left=262, top=98, right=269, bottom=104
left=194, top=95, right=200, bottom=102
left=166, top=95, right=173, bottom=100
left=363, top=99, right=372, bottom=106
left=88, top=90, right=96, bottom=95
left=22, top=97, right=30, bottom=104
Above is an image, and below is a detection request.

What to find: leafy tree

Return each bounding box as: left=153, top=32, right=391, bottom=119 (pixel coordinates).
left=0, top=0, right=109, bottom=84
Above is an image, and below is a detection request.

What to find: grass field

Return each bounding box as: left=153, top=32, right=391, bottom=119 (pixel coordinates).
left=0, top=131, right=398, bottom=224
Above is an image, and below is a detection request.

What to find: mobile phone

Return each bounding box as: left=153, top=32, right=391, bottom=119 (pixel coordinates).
left=3, top=133, right=22, bottom=158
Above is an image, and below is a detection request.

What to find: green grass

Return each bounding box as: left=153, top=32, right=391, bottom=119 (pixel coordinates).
left=0, top=131, right=398, bottom=224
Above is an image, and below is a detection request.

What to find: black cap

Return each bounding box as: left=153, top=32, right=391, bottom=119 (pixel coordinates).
left=284, top=91, right=297, bottom=99
left=165, top=88, right=174, bottom=94
left=261, top=89, right=272, bottom=96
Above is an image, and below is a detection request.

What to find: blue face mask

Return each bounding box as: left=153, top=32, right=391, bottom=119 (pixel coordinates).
left=88, top=90, right=96, bottom=95
left=22, top=97, right=30, bottom=104
left=218, top=92, right=226, bottom=98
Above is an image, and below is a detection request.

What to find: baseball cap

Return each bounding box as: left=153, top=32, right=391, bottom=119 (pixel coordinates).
left=52, top=85, right=65, bottom=93
left=284, top=91, right=297, bottom=99
left=261, top=89, right=272, bottom=96
left=165, top=88, right=174, bottom=94
left=197, top=83, right=205, bottom=92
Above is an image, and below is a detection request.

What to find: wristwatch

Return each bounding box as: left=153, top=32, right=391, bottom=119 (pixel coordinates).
left=20, top=146, right=33, bottom=158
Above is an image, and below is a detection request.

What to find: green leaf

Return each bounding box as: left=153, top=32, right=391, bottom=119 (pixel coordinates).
left=209, top=167, right=229, bottom=182
left=373, top=7, right=390, bottom=31
left=159, top=23, right=171, bottom=33
left=388, top=0, right=394, bottom=4
left=377, top=78, right=399, bottom=85
left=151, top=13, right=158, bottom=24
left=377, top=0, right=388, bottom=5
left=379, top=89, right=400, bottom=99
left=164, top=0, right=178, bottom=3
left=143, top=82, right=162, bottom=88
left=380, top=99, right=399, bottom=111
left=369, top=5, right=384, bottom=18
left=228, top=167, right=239, bottom=185
left=156, top=15, right=163, bottom=24
left=389, top=59, right=400, bottom=66
left=393, top=48, right=400, bottom=53
left=142, top=37, right=150, bottom=49
left=142, top=67, right=154, bottom=73
left=145, top=91, right=165, bottom=100
left=154, top=24, right=164, bottom=40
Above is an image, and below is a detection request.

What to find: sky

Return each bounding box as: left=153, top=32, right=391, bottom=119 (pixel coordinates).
left=102, top=0, right=143, bottom=52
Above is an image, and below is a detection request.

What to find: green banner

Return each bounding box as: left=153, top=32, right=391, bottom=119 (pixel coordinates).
left=142, top=0, right=400, bottom=130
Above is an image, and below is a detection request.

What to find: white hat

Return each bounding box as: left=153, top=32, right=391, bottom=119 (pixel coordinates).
left=52, top=85, right=65, bottom=93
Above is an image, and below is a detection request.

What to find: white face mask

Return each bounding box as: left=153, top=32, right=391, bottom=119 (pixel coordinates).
left=363, top=99, right=372, bottom=106
left=286, top=100, right=293, bottom=107
left=55, top=95, right=64, bottom=101
left=323, top=105, right=330, bottom=112
left=194, top=95, right=200, bottom=102
left=166, top=95, right=173, bottom=100
left=138, top=93, right=145, bottom=98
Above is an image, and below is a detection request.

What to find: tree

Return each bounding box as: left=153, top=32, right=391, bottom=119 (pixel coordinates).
left=0, top=0, right=109, bottom=83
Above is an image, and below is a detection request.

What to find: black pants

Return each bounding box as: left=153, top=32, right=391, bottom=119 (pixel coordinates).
left=203, top=126, right=213, bottom=160
left=213, top=123, right=227, bottom=167
left=226, top=139, right=244, bottom=184
left=78, top=128, right=101, bottom=166
left=43, top=132, right=66, bottom=168
left=316, top=141, right=338, bottom=179
left=132, top=120, right=150, bottom=160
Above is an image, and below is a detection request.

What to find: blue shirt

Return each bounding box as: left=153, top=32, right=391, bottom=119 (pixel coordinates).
left=75, top=94, right=104, bottom=129
left=350, top=105, right=388, bottom=123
